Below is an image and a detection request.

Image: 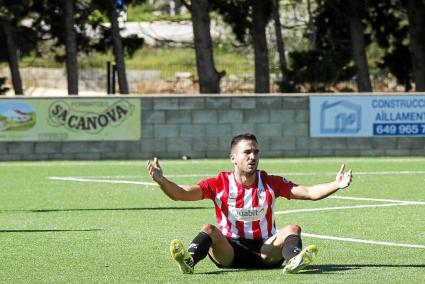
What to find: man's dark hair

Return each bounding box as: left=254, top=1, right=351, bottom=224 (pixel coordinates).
left=230, top=133, right=258, bottom=151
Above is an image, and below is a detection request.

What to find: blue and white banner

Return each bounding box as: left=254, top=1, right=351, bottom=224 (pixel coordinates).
left=310, top=95, right=425, bottom=137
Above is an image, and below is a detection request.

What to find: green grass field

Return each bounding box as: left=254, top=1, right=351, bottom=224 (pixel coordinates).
left=1, top=157, right=424, bottom=283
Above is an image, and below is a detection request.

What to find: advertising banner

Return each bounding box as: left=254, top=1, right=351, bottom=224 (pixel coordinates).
left=0, top=98, right=141, bottom=141
left=310, top=95, right=425, bottom=137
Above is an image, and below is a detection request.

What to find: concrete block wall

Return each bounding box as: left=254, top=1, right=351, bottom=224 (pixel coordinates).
left=0, top=95, right=424, bottom=161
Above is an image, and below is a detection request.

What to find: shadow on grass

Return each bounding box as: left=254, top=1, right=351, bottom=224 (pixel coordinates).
left=0, top=229, right=102, bottom=233
left=299, top=264, right=425, bottom=274
left=199, top=264, right=425, bottom=275
left=2, top=206, right=212, bottom=213
left=200, top=268, right=259, bottom=275
left=199, top=266, right=282, bottom=275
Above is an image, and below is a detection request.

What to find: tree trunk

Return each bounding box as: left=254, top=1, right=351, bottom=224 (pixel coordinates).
left=1, top=18, right=24, bottom=95
left=107, top=0, right=129, bottom=94
left=306, top=0, right=316, bottom=49
left=272, top=0, right=288, bottom=84
left=348, top=0, right=372, bottom=92
left=63, top=0, right=79, bottom=95
left=251, top=0, right=270, bottom=93
left=191, top=0, right=223, bottom=94
left=406, top=0, right=425, bottom=91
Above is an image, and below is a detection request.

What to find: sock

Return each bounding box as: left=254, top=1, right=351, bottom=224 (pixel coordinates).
left=282, top=234, right=303, bottom=261
left=187, top=232, right=213, bottom=265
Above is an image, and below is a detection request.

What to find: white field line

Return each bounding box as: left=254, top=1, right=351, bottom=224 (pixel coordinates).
left=48, top=176, right=157, bottom=186
left=277, top=170, right=425, bottom=176
left=48, top=176, right=425, bottom=205
left=275, top=202, right=418, bottom=215
left=51, top=174, right=211, bottom=179
left=49, top=175, right=425, bottom=248
left=329, top=195, right=425, bottom=205
left=3, top=158, right=425, bottom=167
left=188, top=159, right=418, bottom=164
left=48, top=170, right=425, bottom=180
left=302, top=233, right=425, bottom=249
left=260, top=158, right=425, bottom=164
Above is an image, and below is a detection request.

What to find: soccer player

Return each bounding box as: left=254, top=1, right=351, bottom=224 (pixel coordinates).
left=146, top=133, right=352, bottom=274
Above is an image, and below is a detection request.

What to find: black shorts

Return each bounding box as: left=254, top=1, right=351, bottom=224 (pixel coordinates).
left=208, top=237, right=285, bottom=269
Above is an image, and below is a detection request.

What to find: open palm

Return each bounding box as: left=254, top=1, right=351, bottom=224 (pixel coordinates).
left=335, top=164, right=352, bottom=189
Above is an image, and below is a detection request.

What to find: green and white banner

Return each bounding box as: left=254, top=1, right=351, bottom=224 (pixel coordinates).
left=0, top=98, right=141, bottom=141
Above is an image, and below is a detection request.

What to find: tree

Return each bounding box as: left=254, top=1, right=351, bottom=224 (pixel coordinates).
left=285, top=0, right=356, bottom=92
left=0, top=76, right=9, bottom=94
left=272, top=0, right=288, bottom=77
left=181, top=0, right=225, bottom=94
left=347, top=0, right=372, bottom=92
left=0, top=17, right=23, bottom=94
left=367, top=0, right=412, bottom=91
left=93, top=0, right=147, bottom=94
left=0, top=0, right=35, bottom=95
left=103, top=0, right=129, bottom=94
left=406, top=0, right=425, bottom=91
left=251, top=0, right=271, bottom=93
left=316, top=0, right=372, bottom=92
left=63, top=0, right=79, bottom=95
left=213, top=0, right=273, bottom=93
left=31, top=0, right=92, bottom=95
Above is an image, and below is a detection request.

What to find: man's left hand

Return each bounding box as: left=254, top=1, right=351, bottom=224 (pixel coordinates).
left=335, top=164, right=352, bottom=189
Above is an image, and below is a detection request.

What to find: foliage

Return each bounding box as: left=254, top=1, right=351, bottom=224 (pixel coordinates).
left=211, top=0, right=273, bottom=44
left=30, top=0, right=97, bottom=62
left=0, top=0, right=422, bottom=92
left=283, top=0, right=357, bottom=92
left=89, top=28, right=144, bottom=58
left=284, top=50, right=355, bottom=92
left=25, top=0, right=145, bottom=64
left=0, top=0, right=38, bottom=62
left=367, top=0, right=412, bottom=90
left=126, top=2, right=191, bottom=21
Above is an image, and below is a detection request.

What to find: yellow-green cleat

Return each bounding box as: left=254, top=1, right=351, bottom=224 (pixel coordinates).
left=170, top=239, right=194, bottom=274
left=283, top=245, right=318, bottom=274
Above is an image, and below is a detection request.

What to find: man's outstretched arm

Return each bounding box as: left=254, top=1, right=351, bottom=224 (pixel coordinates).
left=147, top=157, right=203, bottom=201
left=290, top=164, right=353, bottom=201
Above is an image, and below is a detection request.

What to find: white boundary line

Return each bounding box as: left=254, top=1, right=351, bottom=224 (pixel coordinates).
left=3, top=157, right=425, bottom=167
left=275, top=203, right=417, bottom=215
left=302, top=233, right=425, bottom=249
left=48, top=170, right=425, bottom=179
left=329, top=195, right=425, bottom=205
left=276, top=170, right=425, bottom=176
left=48, top=175, right=425, bottom=249
left=50, top=174, right=211, bottom=179
left=48, top=176, right=425, bottom=204
left=48, top=176, right=157, bottom=186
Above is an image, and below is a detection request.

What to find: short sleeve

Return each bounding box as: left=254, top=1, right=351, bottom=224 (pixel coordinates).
left=197, top=177, right=218, bottom=200
left=197, top=172, right=226, bottom=200
left=266, top=174, right=296, bottom=199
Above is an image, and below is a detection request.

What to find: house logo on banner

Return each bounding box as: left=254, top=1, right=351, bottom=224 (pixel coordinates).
left=320, top=100, right=362, bottom=134
left=0, top=101, right=36, bottom=132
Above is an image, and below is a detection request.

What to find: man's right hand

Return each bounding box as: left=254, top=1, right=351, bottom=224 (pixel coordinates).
left=147, top=157, right=163, bottom=182
left=146, top=157, right=203, bottom=201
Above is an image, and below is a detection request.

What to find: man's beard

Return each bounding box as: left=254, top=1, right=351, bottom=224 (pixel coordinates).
left=245, top=164, right=257, bottom=175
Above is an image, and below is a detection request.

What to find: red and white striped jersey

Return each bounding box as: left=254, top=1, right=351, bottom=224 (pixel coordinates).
left=198, top=170, right=295, bottom=240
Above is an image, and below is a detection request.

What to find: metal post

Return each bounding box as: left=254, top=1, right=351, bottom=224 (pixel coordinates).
left=112, top=64, right=117, bottom=94
left=107, top=61, right=111, bottom=94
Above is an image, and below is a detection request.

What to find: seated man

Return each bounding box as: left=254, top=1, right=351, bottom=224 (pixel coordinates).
left=147, top=133, right=353, bottom=274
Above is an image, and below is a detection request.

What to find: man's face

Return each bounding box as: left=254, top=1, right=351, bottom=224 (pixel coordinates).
left=230, top=139, right=259, bottom=175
